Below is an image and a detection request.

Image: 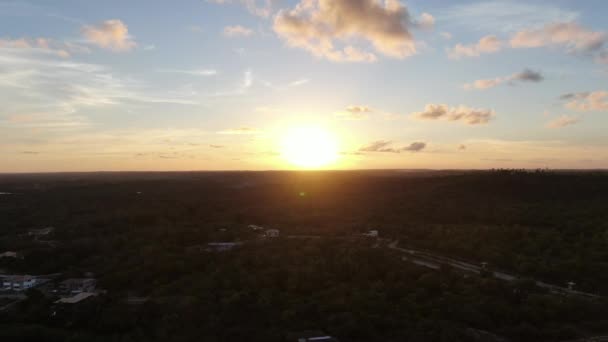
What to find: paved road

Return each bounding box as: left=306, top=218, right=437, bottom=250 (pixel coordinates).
left=386, top=240, right=601, bottom=299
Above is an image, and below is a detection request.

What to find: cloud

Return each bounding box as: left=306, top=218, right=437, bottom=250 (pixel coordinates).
left=359, top=140, right=399, bottom=153
left=437, top=1, right=579, bottom=33
left=447, top=35, right=502, bottom=59
left=289, top=78, right=309, bottom=87
left=411, top=104, right=495, bottom=125
left=208, top=0, right=277, bottom=18
left=217, top=127, right=262, bottom=134
left=347, top=105, right=371, bottom=113
left=510, top=22, right=606, bottom=53
left=359, top=140, right=426, bottom=153
left=546, top=115, right=581, bottom=128
left=158, top=68, right=218, bottom=76
left=440, top=32, right=452, bottom=40
left=560, top=91, right=608, bottom=111
left=458, top=144, right=466, bottom=150
left=0, top=47, right=199, bottom=132
left=273, top=0, right=428, bottom=62
left=512, top=68, right=543, bottom=82
left=209, top=144, right=225, bottom=148
left=415, top=13, right=435, bottom=30
left=0, top=37, right=73, bottom=57
left=334, top=105, right=372, bottom=120
left=402, top=142, right=426, bottom=152
left=223, top=25, right=254, bottom=37
left=81, top=19, right=136, bottom=52
left=464, top=68, right=543, bottom=90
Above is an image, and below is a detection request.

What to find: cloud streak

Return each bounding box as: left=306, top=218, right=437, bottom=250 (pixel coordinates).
left=223, top=25, right=254, bottom=37
left=411, top=104, right=495, bottom=125
left=359, top=140, right=426, bottom=153
left=464, top=68, right=543, bottom=90
left=546, top=115, right=581, bottom=128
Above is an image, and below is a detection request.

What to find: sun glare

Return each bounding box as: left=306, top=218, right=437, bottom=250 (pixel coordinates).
left=280, top=126, right=339, bottom=168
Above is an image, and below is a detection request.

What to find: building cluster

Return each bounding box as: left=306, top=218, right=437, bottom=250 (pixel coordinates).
left=1, top=275, right=37, bottom=291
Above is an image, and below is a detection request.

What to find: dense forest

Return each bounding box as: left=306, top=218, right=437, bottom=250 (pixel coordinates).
left=1, top=170, right=607, bottom=341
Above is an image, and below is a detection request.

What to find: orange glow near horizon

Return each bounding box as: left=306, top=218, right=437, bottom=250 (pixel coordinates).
left=280, top=126, right=340, bottom=169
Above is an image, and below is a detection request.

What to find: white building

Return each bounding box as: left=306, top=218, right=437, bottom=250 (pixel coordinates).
left=0, top=251, right=20, bottom=259
left=265, top=229, right=280, bottom=238
left=1, top=275, right=36, bottom=291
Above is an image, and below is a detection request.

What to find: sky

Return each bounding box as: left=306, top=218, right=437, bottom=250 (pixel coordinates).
left=1, top=0, right=607, bottom=172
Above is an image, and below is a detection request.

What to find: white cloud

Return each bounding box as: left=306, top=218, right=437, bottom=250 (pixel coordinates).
left=415, top=13, right=435, bottom=30
left=158, top=68, right=218, bottom=76
left=561, top=91, right=608, bottom=111
left=0, top=37, right=84, bottom=58
left=447, top=35, right=502, bottom=59
left=208, top=0, right=277, bottom=18
left=510, top=22, right=606, bottom=53
left=0, top=47, right=198, bottom=132
left=288, top=78, right=309, bottom=87
left=273, top=0, right=429, bottom=62
left=335, top=106, right=372, bottom=120
left=81, top=19, right=136, bottom=52
left=546, top=115, right=581, bottom=128
left=223, top=25, right=254, bottom=37
left=437, top=1, right=579, bottom=33
left=411, top=104, right=495, bottom=125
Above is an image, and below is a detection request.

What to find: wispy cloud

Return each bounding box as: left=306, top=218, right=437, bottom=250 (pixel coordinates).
left=560, top=91, right=608, bottom=111
left=437, top=1, right=579, bottom=33
left=208, top=0, right=276, bottom=18
left=288, top=78, right=309, bottom=87
left=359, top=140, right=426, bottom=153
left=411, top=104, right=495, bottom=125
left=223, top=25, right=254, bottom=37
left=334, top=106, right=372, bottom=120
left=546, top=115, right=581, bottom=128
left=0, top=47, right=198, bottom=131
left=464, top=68, right=543, bottom=90
left=158, top=68, right=218, bottom=76
left=447, top=35, right=502, bottom=59
left=510, top=22, right=606, bottom=54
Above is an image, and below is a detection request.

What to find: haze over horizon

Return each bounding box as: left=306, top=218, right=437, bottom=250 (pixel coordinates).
left=1, top=0, right=608, bottom=172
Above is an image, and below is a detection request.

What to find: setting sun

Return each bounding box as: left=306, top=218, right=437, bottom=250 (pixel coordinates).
left=280, top=126, right=339, bottom=168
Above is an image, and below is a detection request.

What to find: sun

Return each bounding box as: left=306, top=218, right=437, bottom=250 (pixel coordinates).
left=280, top=126, right=339, bottom=168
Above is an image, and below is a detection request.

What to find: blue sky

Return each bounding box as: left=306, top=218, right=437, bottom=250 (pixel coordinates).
left=0, top=0, right=607, bottom=171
